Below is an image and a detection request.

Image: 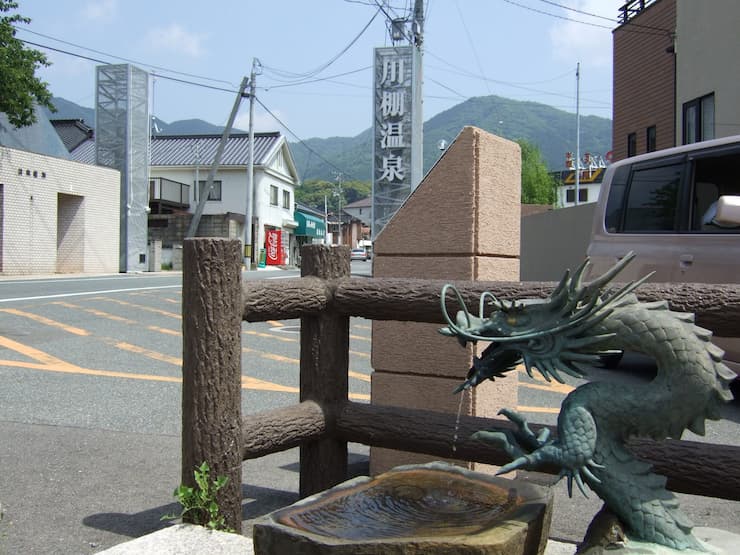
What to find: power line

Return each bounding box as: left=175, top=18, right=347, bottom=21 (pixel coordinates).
left=261, top=7, right=380, bottom=82
left=16, top=26, right=235, bottom=86
left=21, top=39, right=241, bottom=95
left=534, top=0, right=672, bottom=34
left=254, top=97, right=365, bottom=182
left=263, top=66, right=372, bottom=90
left=500, top=0, right=668, bottom=36
left=454, top=0, right=491, bottom=94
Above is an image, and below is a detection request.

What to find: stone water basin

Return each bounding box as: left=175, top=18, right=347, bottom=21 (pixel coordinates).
left=253, top=461, right=553, bottom=554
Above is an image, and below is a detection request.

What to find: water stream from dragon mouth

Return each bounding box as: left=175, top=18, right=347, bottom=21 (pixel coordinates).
left=452, top=388, right=468, bottom=453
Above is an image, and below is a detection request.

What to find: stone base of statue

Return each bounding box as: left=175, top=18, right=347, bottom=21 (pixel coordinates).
left=252, top=461, right=553, bottom=554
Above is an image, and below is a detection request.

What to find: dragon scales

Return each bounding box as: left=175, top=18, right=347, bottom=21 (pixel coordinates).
left=439, top=253, right=736, bottom=551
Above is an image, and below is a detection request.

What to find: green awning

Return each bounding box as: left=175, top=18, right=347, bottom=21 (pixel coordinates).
left=294, top=211, right=326, bottom=238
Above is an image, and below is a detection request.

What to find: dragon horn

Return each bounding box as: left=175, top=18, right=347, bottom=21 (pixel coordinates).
left=582, top=251, right=638, bottom=298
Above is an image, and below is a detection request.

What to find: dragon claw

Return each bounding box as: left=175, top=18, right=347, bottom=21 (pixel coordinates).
left=495, top=454, right=533, bottom=476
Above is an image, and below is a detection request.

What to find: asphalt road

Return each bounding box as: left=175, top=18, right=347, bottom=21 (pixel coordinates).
left=0, top=262, right=738, bottom=553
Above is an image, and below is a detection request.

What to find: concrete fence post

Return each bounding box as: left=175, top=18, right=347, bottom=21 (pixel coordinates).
left=298, top=244, right=351, bottom=497
left=182, top=238, right=243, bottom=532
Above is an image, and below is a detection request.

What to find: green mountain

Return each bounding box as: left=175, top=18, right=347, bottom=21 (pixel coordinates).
left=43, top=98, right=244, bottom=136
left=44, top=94, right=611, bottom=178
left=290, top=95, right=611, bottom=182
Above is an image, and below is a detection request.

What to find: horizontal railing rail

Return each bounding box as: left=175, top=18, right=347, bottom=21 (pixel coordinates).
left=182, top=239, right=740, bottom=533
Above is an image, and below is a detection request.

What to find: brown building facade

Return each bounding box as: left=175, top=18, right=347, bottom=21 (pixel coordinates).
left=612, top=0, right=677, bottom=162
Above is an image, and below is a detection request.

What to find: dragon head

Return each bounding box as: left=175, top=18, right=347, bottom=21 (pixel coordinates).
left=440, top=252, right=647, bottom=393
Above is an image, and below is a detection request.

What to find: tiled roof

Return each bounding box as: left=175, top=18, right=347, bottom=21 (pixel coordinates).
left=70, top=138, right=96, bottom=164
left=150, top=132, right=281, bottom=167
left=50, top=119, right=94, bottom=152
left=344, top=196, right=371, bottom=209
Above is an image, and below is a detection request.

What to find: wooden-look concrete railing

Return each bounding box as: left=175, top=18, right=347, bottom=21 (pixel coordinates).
left=181, top=238, right=740, bottom=532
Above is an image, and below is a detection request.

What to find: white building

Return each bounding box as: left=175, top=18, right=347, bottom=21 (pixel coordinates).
left=1, top=112, right=120, bottom=275
left=147, top=132, right=299, bottom=266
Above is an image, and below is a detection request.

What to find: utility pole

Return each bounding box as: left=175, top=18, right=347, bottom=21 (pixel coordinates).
left=186, top=76, right=249, bottom=238
left=574, top=62, right=581, bottom=206
left=333, top=173, right=343, bottom=246
left=244, top=58, right=260, bottom=269
left=413, top=0, right=424, bottom=46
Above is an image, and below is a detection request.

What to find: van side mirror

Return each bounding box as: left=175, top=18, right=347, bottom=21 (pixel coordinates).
left=713, top=195, right=740, bottom=227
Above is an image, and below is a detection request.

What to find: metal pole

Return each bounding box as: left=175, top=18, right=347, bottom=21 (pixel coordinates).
left=574, top=62, right=581, bottom=206
left=244, top=59, right=258, bottom=269
left=186, top=76, right=249, bottom=238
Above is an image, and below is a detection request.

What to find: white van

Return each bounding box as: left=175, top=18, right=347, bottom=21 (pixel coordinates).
left=586, top=135, right=740, bottom=372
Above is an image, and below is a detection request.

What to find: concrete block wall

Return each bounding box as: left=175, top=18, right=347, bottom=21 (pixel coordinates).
left=370, top=126, right=521, bottom=474
left=0, top=147, right=120, bottom=275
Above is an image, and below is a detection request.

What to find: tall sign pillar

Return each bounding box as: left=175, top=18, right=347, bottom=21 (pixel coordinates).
left=371, top=45, right=423, bottom=239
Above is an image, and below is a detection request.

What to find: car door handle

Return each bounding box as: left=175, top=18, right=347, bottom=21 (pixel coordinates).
left=679, top=254, right=694, bottom=268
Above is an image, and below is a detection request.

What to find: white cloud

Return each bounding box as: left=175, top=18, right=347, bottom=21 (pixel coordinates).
left=83, top=0, right=117, bottom=23
left=145, top=23, right=206, bottom=58
left=548, top=0, right=617, bottom=68
left=234, top=109, right=283, bottom=133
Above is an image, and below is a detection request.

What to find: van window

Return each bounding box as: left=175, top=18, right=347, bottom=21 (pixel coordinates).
left=690, top=150, right=740, bottom=232
left=622, top=163, right=682, bottom=232
left=604, top=166, right=630, bottom=232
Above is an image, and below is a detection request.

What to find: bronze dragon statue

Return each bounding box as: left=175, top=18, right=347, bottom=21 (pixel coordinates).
left=439, top=253, right=736, bottom=550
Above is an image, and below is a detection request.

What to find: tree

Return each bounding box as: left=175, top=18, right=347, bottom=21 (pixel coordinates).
left=517, top=138, right=557, bottom=205
left=0, top=1, right=55, bottom=128
left=296, top=179, right=371, bottom=213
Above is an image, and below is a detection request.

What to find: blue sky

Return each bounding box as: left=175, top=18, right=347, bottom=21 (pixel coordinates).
left=18, top=0, right=623, bottom=141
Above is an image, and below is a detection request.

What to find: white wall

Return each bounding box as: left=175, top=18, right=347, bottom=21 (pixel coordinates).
left=520, top=203, right=597, bottom=281
left=150, top=165, right=297, bottom=264
left=676, top=0, right=740, bottom=140
left=1, top=147, right=120, bottom=275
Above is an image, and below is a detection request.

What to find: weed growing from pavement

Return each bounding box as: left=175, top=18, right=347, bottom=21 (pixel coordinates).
left=162, top=462, right=234, bottom=533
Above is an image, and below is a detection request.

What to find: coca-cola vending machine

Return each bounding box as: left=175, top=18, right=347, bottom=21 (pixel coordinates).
left=265, top=230, right=284, bottom=265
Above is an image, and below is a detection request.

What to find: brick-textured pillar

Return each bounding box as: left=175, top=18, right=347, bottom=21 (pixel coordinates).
left=370, top=126, right=521, bottom=474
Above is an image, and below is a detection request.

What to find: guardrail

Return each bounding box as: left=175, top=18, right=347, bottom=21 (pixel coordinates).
left=181, top=238, right=740, bottom=533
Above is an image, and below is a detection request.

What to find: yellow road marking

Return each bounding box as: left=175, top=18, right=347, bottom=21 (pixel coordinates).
left=0, top=337, right=314, bottom=393
left=0, top=335, right=80, bottom=368
left=90, top=297, right=181, bottom=319
left=519, top=381, right=574, bottom=395
left=242, top=375, right=297, bottom=393
left=517, top=405, right=561, bottom=414
left=0, top=308, right=89, bottom=336
left=244, top=329, right=296, bottom=343
left=112, top=340, right=182, bottom=366
left=267, top=320, right=284, bottom=327
left=52, top=301, right=180, bottom=336
left=148, top=325, right=180, bottom=336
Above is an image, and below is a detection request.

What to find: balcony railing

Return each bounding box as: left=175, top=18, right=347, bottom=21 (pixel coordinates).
left=618, top=0, right=656, bottom=24
left=149, top=177, right=190, bottom=213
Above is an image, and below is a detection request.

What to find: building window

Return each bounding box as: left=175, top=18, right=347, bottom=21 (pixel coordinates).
left=270, top=185, right=278, bottom=206
left=646, top=126, right=656, bottom=152
left=282, top=189, right=290, bottom=209
left=683, top=93, right=715, bottom=144
left=627, top=133, right=637, bottom=157
left=565, top=188, right=588, bottom=203
left=195, top=180, right=222, bottom=201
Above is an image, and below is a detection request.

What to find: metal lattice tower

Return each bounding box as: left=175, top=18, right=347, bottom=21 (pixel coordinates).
left=95, top=64, right=149, bottom=272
